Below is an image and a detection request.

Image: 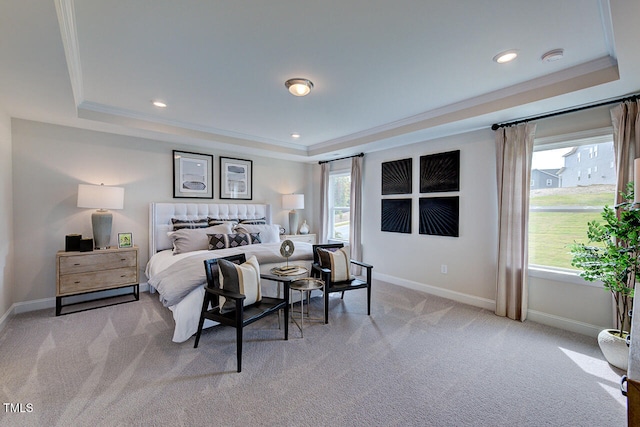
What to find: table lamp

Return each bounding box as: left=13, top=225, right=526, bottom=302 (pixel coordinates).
left=77, top=183, right=124, bottom=249
left=282, top=194, right=304, bottom=234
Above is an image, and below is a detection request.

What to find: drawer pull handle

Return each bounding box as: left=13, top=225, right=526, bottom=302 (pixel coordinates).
left=121, top=258, right=126, bottom=261
left=74, top=263, right=81, bottom=266
left=121, top=275, right=126, bottom=278
left=74, top=281, right=81, bottom=284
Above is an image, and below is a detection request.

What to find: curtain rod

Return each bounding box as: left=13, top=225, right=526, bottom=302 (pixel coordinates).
left=318, top=152, right=364, bottom=164
left=491, top=93, right=640, bottom=131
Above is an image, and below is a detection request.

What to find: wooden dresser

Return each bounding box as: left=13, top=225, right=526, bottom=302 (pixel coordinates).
left=56, top=246, right=139, bottom=315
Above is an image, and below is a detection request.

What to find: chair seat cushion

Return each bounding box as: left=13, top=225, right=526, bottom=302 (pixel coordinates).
left=218, top=255, right=262, bottom=313
left=317, top=246, right=354, bottom=283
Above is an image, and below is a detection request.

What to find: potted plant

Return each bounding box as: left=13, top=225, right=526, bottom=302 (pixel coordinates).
left=569, top=183, right=640, bottom=370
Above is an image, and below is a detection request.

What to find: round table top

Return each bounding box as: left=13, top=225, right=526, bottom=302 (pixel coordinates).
left=290, top=277, right=324, bottom=291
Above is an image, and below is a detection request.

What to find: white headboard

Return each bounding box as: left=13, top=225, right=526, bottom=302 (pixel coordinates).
left=149, top=202, right=272, bottom=258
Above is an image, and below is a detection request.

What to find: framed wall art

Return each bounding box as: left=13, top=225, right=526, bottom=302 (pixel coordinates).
left=382, top=158, right=412, bottom=195
left=220, top=156, right=253, bottom=200
left=420, top=150, right=460, bottom=193
left=419, top=196, right=459, bottom=237
left=381, top=198, right=412, bottom=234
left=173, top=150, right=213, bottom=199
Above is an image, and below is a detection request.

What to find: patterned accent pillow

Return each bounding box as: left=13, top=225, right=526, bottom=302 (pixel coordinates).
left=238, top=218, right=267, bottom=225
left=169, top=224, right=233, bottom=254
left=171, top=218, right=209, bottom=230
left=207, top=233, right=261, bottom=250
left=234, top=224, right=280, bottom=243
left=317, top=246, right=354, bottom=283
left=207, top=217, right=239, bottom=226
left=218, top=256, right=262, bottom=313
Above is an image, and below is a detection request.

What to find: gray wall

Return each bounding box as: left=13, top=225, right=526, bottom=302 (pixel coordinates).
left=0, top=112, right=12, bottom=318
left=11, top=119, right=316, bottom=304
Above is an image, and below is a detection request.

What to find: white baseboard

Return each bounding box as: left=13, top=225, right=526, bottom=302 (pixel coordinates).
left=527, top=309, right=602, bottom=338
left=374, top=272, right=495, bottom=311
left=0, top=282, right=151, bottom=333
left=374, top=272, right=603, bottom=338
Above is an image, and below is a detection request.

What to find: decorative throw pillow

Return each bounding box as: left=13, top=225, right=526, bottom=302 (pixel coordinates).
left=207, top=217, right=239, bottom=226
left=317, top=246, right=354, bottom=283
left=218, top=255, right=262, bottom=313
left=169, top=224, right=233, bottom=254
left=207, top=233, right=261, bottom=250
left=238, top=218, right=267, bottom=225
left=234, top=224, right=280, bottom=244
left=171, top=218, right=209, bottom=230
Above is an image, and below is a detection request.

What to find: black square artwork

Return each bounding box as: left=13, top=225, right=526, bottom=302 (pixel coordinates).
left=420, top=150, right=460, bottom=193
left=419, top=197, right=459, bottom=237
left=381, top=199, right=412, bottom=233
left=382, top=158, right=412, bottom=195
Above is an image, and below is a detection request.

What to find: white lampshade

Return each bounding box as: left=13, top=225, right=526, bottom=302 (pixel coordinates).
left=282, top=194, right=304, bottom=210
left=77, top=184, right=124, bottom=210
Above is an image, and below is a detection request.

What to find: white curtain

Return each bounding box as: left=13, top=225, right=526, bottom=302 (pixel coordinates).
left=611, top=99, right=640, bottom=204
left=349, top=156, right=363, bottom=275
left=495, top=122, right=536, bottom=321
left=319, top=162, right=330, bottom=244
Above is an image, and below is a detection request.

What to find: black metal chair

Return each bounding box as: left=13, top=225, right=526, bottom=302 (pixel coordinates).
left=194, top=254, right=289, bottom=372
left=311, top=243, right=373, bottom=324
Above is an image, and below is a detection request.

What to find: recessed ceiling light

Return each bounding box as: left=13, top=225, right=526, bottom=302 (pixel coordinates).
left=493, top=50, right=518, bottom=64
left=541, top=48, right=564, bottom=62
left=152, top=100, right=167, bottom=108
left=285, top=78, right=314, bottom=96
left=291, top=133, right=301, bottom=139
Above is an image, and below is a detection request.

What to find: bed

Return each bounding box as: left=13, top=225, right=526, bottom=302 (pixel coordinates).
left=145, top=202, right=314, bottom=342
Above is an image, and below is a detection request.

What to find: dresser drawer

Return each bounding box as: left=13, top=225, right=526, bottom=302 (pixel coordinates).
left=59, top=250, right=137, bottom=275
left=58, top=267, right=138, bottom=295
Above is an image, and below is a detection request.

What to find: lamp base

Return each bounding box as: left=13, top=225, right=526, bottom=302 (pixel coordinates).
left=289, top=210, right=299, bottom=235
left=92, top=209, right=113, bottom=249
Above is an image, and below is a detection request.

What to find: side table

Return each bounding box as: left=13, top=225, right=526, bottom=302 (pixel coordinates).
left=289, top=278, right=324, bottom=337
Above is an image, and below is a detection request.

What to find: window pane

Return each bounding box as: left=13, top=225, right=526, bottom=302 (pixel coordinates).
left=329, top=173, right=350, bottom=241
left=529, top=140, right=615, bottom=270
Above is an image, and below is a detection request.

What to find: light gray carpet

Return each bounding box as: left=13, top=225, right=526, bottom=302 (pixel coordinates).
left=0, top=280, right=627, bottom=426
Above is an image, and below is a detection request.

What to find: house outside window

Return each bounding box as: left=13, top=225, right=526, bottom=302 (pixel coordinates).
left=529, top=135, right=615, bottom=270
left=328, top=171, right=350, bottom=242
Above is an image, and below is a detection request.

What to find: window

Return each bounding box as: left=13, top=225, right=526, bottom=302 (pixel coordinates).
left=546, top=179, right=553, bottom=187
left=328, top=171, right=351, bottom=241
left=529, top=137, right=615, bottom=271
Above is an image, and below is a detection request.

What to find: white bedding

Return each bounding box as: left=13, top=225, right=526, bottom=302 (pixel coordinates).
left=145, top=243, right=313, bottom=343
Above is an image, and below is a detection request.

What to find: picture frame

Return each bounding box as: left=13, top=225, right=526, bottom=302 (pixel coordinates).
left=118, top=232, right=133, bottom=248
left=420, top=150, right=460, bottom=193
left=381, top=158, right=412, bottom=195
left=173, top=150, right=213, bottom=199
left=381, top=198, right=412, bottom=234
left=220, top=156, right=253, bottom=200
left=419, top=197, right=459, bottom=237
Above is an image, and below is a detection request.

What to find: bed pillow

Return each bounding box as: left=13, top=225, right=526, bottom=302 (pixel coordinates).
left=218, top=255, right=262, bottom=313
left=316, top=246, right=354, bottom=283
left=207, top=217, right=239, bottom=226
left=234, top=224, right=280, bottom=244
left=171, top=218, right=209, bottom=230
left=238, top=218, right=267, bottom=225
left=169, top=224, right=233, bottom=254
left=207, top=233, right=261, bottom=250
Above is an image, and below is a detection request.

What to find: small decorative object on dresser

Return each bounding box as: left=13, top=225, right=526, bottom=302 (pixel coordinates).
left=280, top=233, right=316, bottom=245
left=56, top=246, right=139, bottom=315
left=118, top=232, right=133, bottom=248
left=299, top=220, right=309, bottom=234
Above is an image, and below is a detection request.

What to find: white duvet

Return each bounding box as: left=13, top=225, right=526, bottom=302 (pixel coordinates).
left=145, top=242, right=313, bottom=342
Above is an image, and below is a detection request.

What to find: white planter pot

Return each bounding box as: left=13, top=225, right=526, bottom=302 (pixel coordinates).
left=597, top=329, right=629, bottom=371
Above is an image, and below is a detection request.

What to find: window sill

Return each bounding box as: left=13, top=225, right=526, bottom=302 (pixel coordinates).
left=528, top=265, right=601, bottom=288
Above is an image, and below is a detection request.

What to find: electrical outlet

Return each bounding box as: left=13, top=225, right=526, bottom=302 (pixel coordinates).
left=441, top=264, right=447, bottom=274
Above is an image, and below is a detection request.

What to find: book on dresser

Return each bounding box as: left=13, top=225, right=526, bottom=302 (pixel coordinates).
left=56, top=246, right=139, bottom=315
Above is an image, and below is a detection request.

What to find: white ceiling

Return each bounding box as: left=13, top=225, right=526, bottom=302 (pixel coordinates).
left=1, top=0, right=640, bottom=162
